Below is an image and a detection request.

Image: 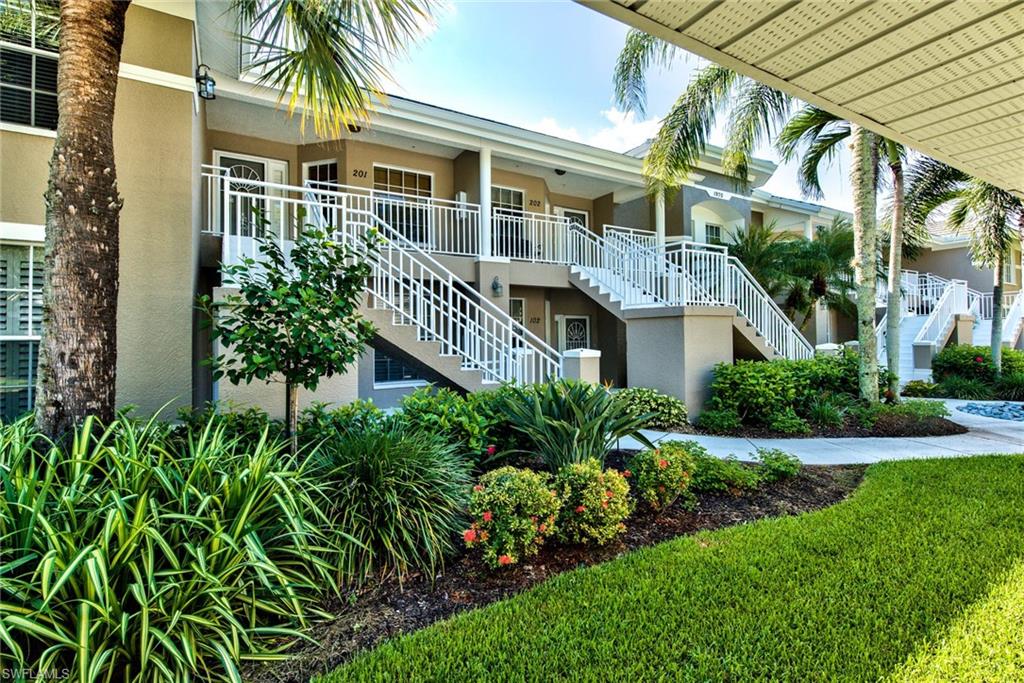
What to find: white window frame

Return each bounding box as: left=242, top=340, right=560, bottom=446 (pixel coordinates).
left=509, top=297, right=526, bottom=326
left=1003, top=257, right=1017, bottom=285
left=0, top=238, right=43, bottom=420
left=491, top=184, right=526, bottom=213
left=705, top=223, right=723, bottom=244
left=301, top=159, right=340, bottom=184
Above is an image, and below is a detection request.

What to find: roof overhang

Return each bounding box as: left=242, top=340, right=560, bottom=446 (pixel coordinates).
left=578, top=0, right=1024, bottom=199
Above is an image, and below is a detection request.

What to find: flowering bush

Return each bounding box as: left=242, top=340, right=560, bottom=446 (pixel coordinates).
left=464, top=466, right=560, bottom=568
left=554, top=459, right=633, bottom=545
left=627, top=442, right=696, bottom=512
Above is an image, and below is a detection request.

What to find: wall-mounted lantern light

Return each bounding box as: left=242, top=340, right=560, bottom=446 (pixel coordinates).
left=196, top=64, right=216, bottom=100
left=491, top=276, right=503, bottom=297
left=554, top=168, right=566, bottom=176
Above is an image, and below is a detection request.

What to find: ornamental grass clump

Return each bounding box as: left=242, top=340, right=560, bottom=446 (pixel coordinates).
left=554, top=459, right=633, bottom=545
left=308, top=417, right=472, bottom=584
left=627, top=442, right=696, bottom=512
left=464, top=467, right=560, bottom=567
left=0, top=413, right=336, bottom=683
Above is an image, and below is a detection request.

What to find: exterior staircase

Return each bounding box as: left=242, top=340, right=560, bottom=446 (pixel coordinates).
left=567, top=226, right=813, bottom=361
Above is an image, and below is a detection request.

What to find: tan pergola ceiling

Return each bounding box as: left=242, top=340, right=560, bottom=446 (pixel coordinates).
left=579, top=0, right=1024, bottom=199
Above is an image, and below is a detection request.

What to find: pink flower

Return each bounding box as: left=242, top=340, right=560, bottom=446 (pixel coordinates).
left=473, top=484, right=483, bottom=492
left=463, top=529, right=477, bottom=543
left=482, top=511, right=493, bottom=522
left=486, top=444, right=497, bottom=456
left=498, top=554, right=512, bottom=566
left=976, top=356, right=984, bottom=363
left=658, top=459, right=669, bottom=469
left=575, top=505, right=586, bottom=513
left=605, top=490, right=614, bottom=498
left=623, top=469, right=632, bottom=478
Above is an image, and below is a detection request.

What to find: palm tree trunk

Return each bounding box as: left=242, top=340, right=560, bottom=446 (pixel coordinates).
left=992, top=251, right=1004, bottom=376
left=850, top=124, right=879, bottom=403
left=886, top=159, right=904, bottom=398
left=35, top=1, right=131, bottom=438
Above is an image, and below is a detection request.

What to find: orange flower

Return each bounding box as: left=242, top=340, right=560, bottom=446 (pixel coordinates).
left=538, top=523, right=547, bottom=533
left=482, top=511, right=493, bottom=522
left=605, top=490, right=614, bottom=498
left=623, top=469, right=632, bottom=478
left=479, top=530, right=489, bottom=541
left=575, top=505, right=586, bottom=513
left=463, top=529, right=477, bottom=543
left=658, top=459, right=669, bottom=469
left=473, top=484, right=483, bottom=492
left=498, top=554, right=512, bottom=566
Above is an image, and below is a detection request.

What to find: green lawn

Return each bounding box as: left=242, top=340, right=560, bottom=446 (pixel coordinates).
left=320, top=456, right=1024, bottom=681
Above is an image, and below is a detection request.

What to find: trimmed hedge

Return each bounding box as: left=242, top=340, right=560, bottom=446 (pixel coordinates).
left=932, top=345, right=1024, bottom=383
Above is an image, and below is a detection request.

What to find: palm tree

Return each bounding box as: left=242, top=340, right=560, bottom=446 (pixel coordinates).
left=32, top=0, right=433, bottom=438
left=613, top=31, right=880, bottom=402
left=781, top=217, right=856, bottom=331
left=726, top=221, right=791, bottom=297
left=905, top=157, right=1023, bottom=374
left=778, top=106, right=906, bottom=397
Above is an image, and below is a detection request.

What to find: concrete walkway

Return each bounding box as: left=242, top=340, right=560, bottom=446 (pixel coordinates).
left=617, top=400, right=1024, bottom=465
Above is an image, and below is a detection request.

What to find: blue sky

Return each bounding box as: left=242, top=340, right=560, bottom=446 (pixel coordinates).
left=386, top=0, right=854, bottom=212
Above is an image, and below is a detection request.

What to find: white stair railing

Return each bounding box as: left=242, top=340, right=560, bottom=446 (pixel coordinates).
left=203, top=167, right=562, bottom=385
left=914, top=279, right=969, bottom=347
left=1002, top=290, right=1024, bottom=346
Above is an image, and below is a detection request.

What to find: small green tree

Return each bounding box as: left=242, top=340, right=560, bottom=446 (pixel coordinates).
left=201, top=221, right=378, bottom=450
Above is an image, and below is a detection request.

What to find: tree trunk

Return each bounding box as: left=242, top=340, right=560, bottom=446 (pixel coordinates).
left=850, top=124, right=879, bottom=404
left=285, top=382, right=300, bottom=454
left=992, top=251, right=1004, bottom=376
left=35, top=0, right=130, bottom=439
left=886, top=159, right=904, bottom=398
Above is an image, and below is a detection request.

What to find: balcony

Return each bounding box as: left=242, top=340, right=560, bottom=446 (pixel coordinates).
left=201, top=166, right=618, bottom=268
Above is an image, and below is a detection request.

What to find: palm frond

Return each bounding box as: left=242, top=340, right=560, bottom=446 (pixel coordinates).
left=613, top=29, right=678, bottom=115
left=776, top=105, right=843, bottom=161
left=721, top=80, right=793, bottom=185
left=235, top=0, right=434, bottom=137
left=643, top=64, right=739, bottom=190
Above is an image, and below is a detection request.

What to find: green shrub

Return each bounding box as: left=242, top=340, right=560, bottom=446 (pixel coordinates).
left=627, top=441, right=696, bottom=512
left=853, top=399, right=952, bottom=428
left=805, top=394, right=849, bottom=429
left=400, top=386, right=494, bottom=461
left=754, top=448, right=802, bottom=483
left=175, top=401, right=283, bottom=444
left=308, top=417, right=472, bottom=584
left=937, top=376, right=994, bottom=400
left=0, top=414, right=334, bottom=682
left=707, top=360, right=795, bottom=424
left=697, top=406, right=742, bottom=434
left=901, top=380, right=938, bottom=398
left=995, top=372, right=1024, bottom=401
left=465, top=466, right=560, bottom=567
left=502, top=380, right=653, bottom=470
left=301, top=399, right=383, bottom=437
left=683, top=441, right=759, bottom=492
left=766, top=407, right=811, bottom=435
left=614, top=387, right=688, bottom=430
left=554, top=460, right=633, bottom=545
left=932, top=345, right=1024, bottom=383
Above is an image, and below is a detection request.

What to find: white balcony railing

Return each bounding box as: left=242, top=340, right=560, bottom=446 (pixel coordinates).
left=492, top=210, right=574, bottom=264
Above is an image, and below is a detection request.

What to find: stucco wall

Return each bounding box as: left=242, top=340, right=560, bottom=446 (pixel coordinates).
left=0, top=132, right=51, bottom=224
left=906, top=246, right=995, bottom=293
left=344, top=140, right=455, bottom=198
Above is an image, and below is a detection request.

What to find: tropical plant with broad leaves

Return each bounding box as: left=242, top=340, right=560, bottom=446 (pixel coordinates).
left=31, top=0, right=433, bottom=440
left=502, top=380, right=654, bottom=471
left=904, top=157, right=1023, bottom=374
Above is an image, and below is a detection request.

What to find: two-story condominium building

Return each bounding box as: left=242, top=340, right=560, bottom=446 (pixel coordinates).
left=2, top=2, right=1020, bottom=422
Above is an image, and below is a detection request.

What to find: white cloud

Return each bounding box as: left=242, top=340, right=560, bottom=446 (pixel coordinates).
left=527, top=108, right=661, bottom=153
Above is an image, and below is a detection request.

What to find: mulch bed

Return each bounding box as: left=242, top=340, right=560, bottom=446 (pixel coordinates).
left=245, top=460, right=866, bottom=683
left=686, top=416, right=967, bottom=439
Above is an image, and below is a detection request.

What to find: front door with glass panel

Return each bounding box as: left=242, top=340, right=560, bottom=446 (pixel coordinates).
left=559, top=315, right=590, bottom=351
left=373, top=165, right=432, bottom=245
left=303, top=160, right=339, bottom=226
left=214, top=152, right=289, bottom=264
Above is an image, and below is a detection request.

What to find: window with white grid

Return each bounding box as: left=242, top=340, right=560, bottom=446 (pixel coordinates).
left=1, top=242, right=43, bottom=421
left=0, top=0, right=59, bottom=130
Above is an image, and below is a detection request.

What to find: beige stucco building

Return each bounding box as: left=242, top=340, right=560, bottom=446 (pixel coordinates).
left=2, top=2, right=1020, bottom=422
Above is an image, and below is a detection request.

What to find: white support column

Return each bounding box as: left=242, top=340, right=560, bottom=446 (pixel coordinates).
left=804, top=218, right=814, bottom=240
left=479, top=146, right=492, bottom=257
left=655, top=190, right=666, bottom=247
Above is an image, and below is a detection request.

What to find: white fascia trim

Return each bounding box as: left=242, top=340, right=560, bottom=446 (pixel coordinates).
left=928, top=238, right=971, bottom=251
left=0, top=122, right=56, bottom=139
left=0, top=222, right=45, bottom=242
left=119, top=63, right=194, bottom=93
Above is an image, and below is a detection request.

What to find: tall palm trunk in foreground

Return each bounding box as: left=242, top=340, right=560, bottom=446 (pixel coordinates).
left=850, top=124, right=879, bottom=403
left=36, top=1, right=130, bottom=437
left=885, top=154, right=904, bottom=397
